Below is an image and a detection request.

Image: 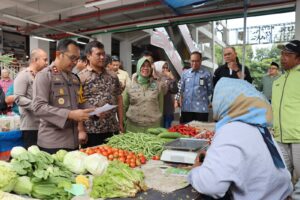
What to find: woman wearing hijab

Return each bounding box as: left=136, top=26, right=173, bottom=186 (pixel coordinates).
left=153, top=61, right=178, bottom=128
left=188, top=78, right=292, bottom=200
left=123, top=57, right=167, bottom=133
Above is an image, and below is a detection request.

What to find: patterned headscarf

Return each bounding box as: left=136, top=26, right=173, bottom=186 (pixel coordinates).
left=213, top=77, right=285, bottom=169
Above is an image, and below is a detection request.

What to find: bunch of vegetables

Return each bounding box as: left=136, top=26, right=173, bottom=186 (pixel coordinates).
left=63, top=150, right=109, bottom=176
left=168, top=124, right=199, bottom=137
left=6, top=146, right=74, bottom=200
left=106, top=132, right=165, bottom=159
left=0, top=162, right=18, bottom=193
left=80, top=145, right=146, bottom=168
left=91, top=160, right=147, bottom=199
left=194, top=130, right=215, bottom=142
left=147, top=127, right=189, bottom=143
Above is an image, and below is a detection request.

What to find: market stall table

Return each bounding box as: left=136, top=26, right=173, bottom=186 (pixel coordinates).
left=107, top=186, right=200, bottom=200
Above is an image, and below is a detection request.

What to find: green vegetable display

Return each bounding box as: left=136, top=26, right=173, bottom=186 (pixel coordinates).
left=10, top=146, right=27, bottom=158
left=106, top=132, right=165, bottom=159
left=63, top=151, right=87, bottom=174
left=84, top=154, right=108, bottom=176
left=158, top=132, right=183, bottom=139
left=8, top=146, right=74, bottom=200
left=91, top=161, right=147, bottom=199
left=13, top=176, right=32, bottom=196
left=146, top=128, right=161, bottom=135
left=52, top=149, right=68, bottom=163
left=0, top=165, right=18, bottom=192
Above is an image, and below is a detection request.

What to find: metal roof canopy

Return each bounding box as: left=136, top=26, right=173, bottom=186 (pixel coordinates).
left=0, top=0, right=295, bottom=39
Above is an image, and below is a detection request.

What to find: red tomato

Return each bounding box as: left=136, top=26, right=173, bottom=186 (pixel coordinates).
left=130, top=162, right=136, bottom=168
left=152, top=155, right=160, bottom=160
left=126, top=158, right=131, bottom=164
left=108, top=154, right=114, bottom=160
left=113, top=152, right=119, bottom=158
left=102, top=151, right=108, bottom=157
left=118, top=157, right=126, bottom=163
left=138, top=153, right=144, bottom=157
left=140, top=157, right=146, bottom=164
left=136, top=160, right=141, bottom=166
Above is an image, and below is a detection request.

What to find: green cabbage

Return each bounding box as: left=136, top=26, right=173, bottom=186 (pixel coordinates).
left=63, top=151, right=87, bottom=174
left=84, top=154, right=108, bottom=176
left=52, top=149, right=67, bottom=162
left=28, top=145, right=40, bottom=155
left=10, top=146, right=27, bottom=158
left=0, top=165, right=18, bottom=192
left=13, top=176, right=32, bottom=196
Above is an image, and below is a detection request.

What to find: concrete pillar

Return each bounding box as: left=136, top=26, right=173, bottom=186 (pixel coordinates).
left=29, top=36, right=50, bottom=58
left=120, top=40, right=132, bottom=75
left=93, top=33, right=112, bottom=54
left=296, top=0, right=300, bottom=40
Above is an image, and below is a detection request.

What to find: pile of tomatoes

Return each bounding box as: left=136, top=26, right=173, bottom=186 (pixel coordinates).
left=194, top=130, right=215, bottom=141
left=80, top=145, right=147, bottom=168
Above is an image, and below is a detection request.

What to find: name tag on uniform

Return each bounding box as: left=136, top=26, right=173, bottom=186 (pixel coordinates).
left=199, top=78, right=204, bottom=86
left=59, top=88, right=64, bottom=95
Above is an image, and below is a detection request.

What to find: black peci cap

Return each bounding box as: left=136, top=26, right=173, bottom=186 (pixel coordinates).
left=278, top=40, right=300, bottom=54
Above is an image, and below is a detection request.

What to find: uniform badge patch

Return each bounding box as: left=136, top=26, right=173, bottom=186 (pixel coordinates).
left=58, top=98, right=65, bottom=105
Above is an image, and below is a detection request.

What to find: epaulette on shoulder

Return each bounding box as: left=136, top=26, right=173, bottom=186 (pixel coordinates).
left=71, top=72, right=81, bottom=83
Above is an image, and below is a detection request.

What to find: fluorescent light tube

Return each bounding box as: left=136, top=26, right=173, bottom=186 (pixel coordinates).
left=85, top=0, right=118, bottom=8
left=3, top=14, right=40, bottom=26
left=66, top=32, right=92, bottom=40
left=136, top=20, right=169, bottom=27
left=77, top=41, right=87, bottom=45
left=32, top=36, right=56, bottom=42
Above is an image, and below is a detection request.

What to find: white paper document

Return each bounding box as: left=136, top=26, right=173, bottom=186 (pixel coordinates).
left=89, top=103, right=118, bottom=116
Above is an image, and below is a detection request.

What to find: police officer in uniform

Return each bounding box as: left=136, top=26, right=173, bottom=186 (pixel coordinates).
left=32, top=39, right=93, bottom=154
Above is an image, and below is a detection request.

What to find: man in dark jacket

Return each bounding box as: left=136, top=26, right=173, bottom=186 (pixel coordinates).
left=213, top=47, right=253, bottom=86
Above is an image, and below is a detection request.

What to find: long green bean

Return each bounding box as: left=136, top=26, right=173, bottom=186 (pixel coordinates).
left=106, top=132, right=165, bottom=159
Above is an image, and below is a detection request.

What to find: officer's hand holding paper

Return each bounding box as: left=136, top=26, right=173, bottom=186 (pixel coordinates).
left=89, top=103, right=118, bottom=116
left=68, top=108, right=95, bottom=122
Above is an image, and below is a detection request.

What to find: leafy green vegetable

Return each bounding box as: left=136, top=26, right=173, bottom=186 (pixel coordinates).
left=10, top=146, right=27, bottom=158
left=13, top=176, right=32, bottom=196
left=9, top=148, right=74, bottom=199
left=0, top=161, right=12, bottom=168
left=91, top=161, right=147, bottom=199
left=0, top=165, right=18, bottom=192
left=63, top=151, right=87, bottom=174
left=52, top=149, right=67, bottom=162
left=84, top=154, right=108, bottom=176
left=31, top=181, right=72, bottom=200
left=27, top=145, right=41, bottom=155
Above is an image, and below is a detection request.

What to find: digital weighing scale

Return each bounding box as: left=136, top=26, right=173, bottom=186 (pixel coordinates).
left=160, top=138, right=209, bottom=164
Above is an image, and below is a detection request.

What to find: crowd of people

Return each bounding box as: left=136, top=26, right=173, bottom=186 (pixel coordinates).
left=0, top=38, right=300, bottom=199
